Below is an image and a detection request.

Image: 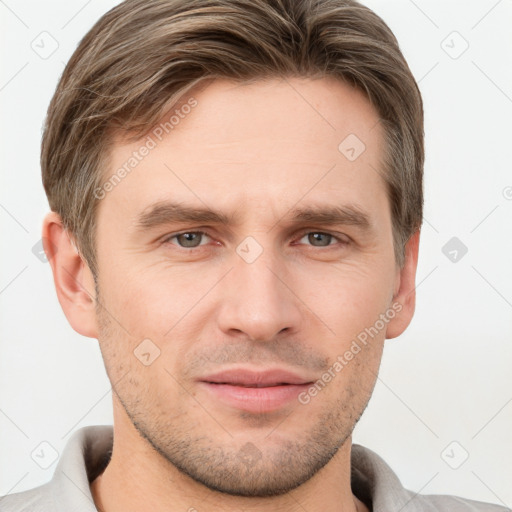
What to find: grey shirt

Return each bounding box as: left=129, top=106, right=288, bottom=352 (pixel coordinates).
left=0, top=425, right=508, bottom=511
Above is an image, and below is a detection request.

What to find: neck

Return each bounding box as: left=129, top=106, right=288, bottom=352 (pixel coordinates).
left=90, top=407, right=368, bottom=512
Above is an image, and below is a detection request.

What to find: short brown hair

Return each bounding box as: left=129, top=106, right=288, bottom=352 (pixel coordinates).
left=42, top=0, right=423, bottom=277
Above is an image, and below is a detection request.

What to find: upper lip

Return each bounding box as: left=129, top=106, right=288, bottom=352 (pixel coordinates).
left=199, top=368, right=314, bottom=387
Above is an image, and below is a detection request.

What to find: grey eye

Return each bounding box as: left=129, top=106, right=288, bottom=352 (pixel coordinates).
left=174, top=232, right=207, bottom=248
left=300, top=232, right=335, bottom=247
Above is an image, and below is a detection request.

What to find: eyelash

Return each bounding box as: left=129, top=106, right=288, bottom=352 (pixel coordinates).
left=161, top=229, right=349, bottom=252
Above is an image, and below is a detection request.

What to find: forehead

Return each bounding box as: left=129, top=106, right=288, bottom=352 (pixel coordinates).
left=99, top=76, right=388, bottom=229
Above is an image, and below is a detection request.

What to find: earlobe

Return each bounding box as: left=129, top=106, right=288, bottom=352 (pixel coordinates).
left=386, top=230, right=421, bottom=339
left=42, top=212, right=99, bottom=339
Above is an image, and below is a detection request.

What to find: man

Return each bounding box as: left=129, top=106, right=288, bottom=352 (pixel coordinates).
left=1, top=0, right=508, bottom=511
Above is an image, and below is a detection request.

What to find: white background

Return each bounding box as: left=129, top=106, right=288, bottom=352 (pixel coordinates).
left=0, top=0, right=511, bottom=507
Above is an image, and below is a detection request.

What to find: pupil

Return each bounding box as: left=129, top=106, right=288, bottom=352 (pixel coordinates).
left=177, top=232, right=331, bottom=248
left=310, top=233, right=330, bottom=247
left=179, top=233, right=200, bottom=247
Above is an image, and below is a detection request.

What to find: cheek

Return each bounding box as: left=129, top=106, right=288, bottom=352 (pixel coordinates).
left=99, top=233, right=396, bottom=343
left=97, top=303, right=184, bottom=405
left=303, top=263, right=394, bottom=336
left=297, top=335, right=383, bottom=423
left=98, top=264, right=186, bottom=336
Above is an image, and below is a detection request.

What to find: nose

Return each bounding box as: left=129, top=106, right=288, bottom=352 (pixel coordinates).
left=216, top=243, right=303, bottom=342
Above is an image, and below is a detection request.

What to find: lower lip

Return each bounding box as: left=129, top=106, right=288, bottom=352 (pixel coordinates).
left=199, top=382, right=311, bottom=413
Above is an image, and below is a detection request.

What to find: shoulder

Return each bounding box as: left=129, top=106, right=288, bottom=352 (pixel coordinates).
left=351, top=444, right=509, bottom=512
left=0, top=482, right=55, bottom=512
left=408, top=492, right=510, bottom=512
left=0, top=425, right=113, bottom=512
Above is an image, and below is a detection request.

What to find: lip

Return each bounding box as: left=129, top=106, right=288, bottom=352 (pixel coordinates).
left=198, top=368, right=314, bottom=413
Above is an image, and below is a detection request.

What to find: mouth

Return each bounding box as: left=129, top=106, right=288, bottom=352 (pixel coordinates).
left=198, top=368, right=314, bottom=413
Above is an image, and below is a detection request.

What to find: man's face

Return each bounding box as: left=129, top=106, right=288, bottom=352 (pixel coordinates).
left=94, top=77, right=400, bottom=496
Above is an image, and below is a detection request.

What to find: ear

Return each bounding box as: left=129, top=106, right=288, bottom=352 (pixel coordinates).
left=42, top=211, right=99, bottom=339
left=386, top=229, right=420, bottom=339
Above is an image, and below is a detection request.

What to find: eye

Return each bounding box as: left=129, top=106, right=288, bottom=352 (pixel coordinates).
left=295, top=231, right=348, bottom=248
left=163, top=231, right=211, bottom=249
left=161, top=230, right=349, bottom=251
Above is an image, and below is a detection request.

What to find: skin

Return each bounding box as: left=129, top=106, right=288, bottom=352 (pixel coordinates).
left=44, top=76, right=420, bottom=512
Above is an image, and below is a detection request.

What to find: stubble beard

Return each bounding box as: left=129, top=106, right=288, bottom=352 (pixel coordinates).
left=94, top=284, right=372, bottom=497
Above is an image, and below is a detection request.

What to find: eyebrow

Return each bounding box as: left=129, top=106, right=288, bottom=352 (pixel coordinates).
left=134, top=200, right=373, bottom=233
